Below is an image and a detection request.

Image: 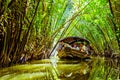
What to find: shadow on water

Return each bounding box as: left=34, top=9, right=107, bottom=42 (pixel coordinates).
left=0, top=57, right=119, bottom=80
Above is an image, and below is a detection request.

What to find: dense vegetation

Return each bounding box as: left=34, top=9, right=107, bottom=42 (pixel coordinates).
left=0, top=0, right=120, bottom=67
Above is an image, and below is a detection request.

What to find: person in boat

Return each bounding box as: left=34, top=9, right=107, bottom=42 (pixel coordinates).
left=82, top=44, right=89, bottom=54
left=79, top=42, right=90, bottom=54
left=58, top=41, right=64, bottom=51
left=72, top=43, right=79, bottom=50
left=20, top=54, right=27, bottom=63
left=79, top=43, right=84, bottom=52
left=81, top=43, right=92, bottom=55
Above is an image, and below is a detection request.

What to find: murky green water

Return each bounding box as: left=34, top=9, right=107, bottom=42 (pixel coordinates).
left=0, top=57, right=119, bottom=80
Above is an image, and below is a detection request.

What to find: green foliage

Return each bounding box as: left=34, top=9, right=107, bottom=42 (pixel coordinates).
left=0, top=0, right=120, bottom=67
left=63, top=0, right=119, bottom=54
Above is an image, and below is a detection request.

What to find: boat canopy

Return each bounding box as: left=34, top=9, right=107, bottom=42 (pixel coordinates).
left=59, top=36, right=90, bottom=45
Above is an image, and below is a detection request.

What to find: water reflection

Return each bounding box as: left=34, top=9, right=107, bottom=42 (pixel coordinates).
left=0, top=57, right=119, bottom=80
left=88, top=57, right=120, bottom=80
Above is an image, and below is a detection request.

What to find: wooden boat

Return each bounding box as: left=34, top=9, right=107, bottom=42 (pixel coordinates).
left=57, top=37, right=93, bottom=59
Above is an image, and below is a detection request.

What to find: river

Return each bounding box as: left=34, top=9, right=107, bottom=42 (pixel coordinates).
left=0, top=57, right=119, bottom=80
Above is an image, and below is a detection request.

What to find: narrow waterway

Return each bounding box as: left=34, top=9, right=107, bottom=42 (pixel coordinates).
left=0, top=57, right=119, bottom=80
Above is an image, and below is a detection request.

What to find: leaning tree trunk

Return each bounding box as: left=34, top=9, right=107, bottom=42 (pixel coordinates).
left=108, top=0, right=120, bottom=49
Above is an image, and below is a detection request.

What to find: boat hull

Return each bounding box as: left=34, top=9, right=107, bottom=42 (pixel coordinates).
left=57, top=47, right=91, bottom=59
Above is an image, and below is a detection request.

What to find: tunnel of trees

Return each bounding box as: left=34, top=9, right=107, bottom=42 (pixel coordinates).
left=0, top=0, right=120, bottom=67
